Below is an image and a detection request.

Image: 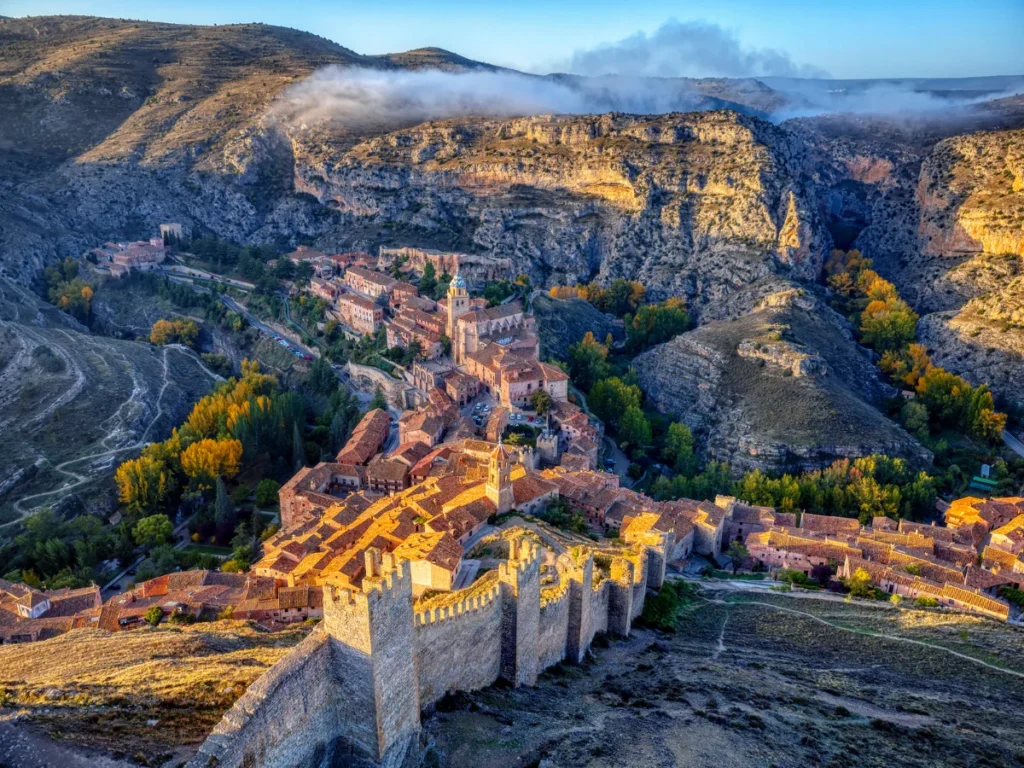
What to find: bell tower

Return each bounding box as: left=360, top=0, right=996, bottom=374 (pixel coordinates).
left=446, top=273, right=469, bottom=362
left=486, top=441, right=515, bottom=515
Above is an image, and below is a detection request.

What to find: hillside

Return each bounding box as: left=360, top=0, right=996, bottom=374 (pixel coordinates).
left=0, top=15, right=1022, bottom=507
left=0, top=620, right=312, bottom=764
left=635, top=288, right=930, bottom=472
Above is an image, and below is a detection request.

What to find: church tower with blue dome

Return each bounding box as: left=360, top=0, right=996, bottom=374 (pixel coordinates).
left=446, top=272, right=470, bottom=362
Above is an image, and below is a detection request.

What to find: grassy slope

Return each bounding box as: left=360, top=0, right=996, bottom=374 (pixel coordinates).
left=0, top=621, right=312, bottom=758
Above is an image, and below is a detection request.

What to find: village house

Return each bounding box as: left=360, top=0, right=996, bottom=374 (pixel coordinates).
left=338, top=293, right=384, bottom=336
left=336, top=409, right=391, bottom=465
left=344, top=266, right=397, bottom=299
left=398, top=409, right=446, bottom=448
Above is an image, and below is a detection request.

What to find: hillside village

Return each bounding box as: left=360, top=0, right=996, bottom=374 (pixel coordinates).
left=4, top=250, right=1024, bottom=645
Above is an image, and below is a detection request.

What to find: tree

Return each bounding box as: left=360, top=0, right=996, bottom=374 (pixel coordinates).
left=530, top=388, right=553, bottom=416
left=292, top=421, right=306, bottom=472
left=625, top=298, right=691, bottom=353
left=899, top=400, right=929, bottom=439
left=180, top=438, right=243, bottom=487
left=618, top=406, right=652, bottom=451
left=214, top=476, right=237, bottom=537
left=844, top=567, right=875, bottom=598
left=254, top=478, right=281, bottom=506
left=307, top=357, right=337, bottom=396
left=860, top=298, right=918, bottom=352
left=133, top=514, right=173, bottom=548
left=810, top=563, right=833, bottom=586
left=144, top=606, right=164, bottom=626
left=370, top=387, right=388, bottom=411
left=589, top=377, right=642, bottom=428
left=726, top=541, right=748, bottom=573
left=419, top=261, right=437, bottom=297
left=294, top=260, right=314, bottom=285
left=663, top=422, right=696, bottom=473
left=567, top=332, right=610, bottom=392
left=115, top=455, right=172, bottom=515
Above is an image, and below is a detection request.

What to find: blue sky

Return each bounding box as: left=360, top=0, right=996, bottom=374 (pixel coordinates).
left=5, top=0, right=1023, bottom=79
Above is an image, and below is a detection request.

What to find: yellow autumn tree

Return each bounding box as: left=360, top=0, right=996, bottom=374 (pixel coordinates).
left=115, top=455, right=172, bottom=515
left=180, top=438, right=243, bottom=487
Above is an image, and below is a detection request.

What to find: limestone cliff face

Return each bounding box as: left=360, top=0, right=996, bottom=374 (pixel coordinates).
left=289, top=112, right=830, bottom=315
left=917, top=129, right=1024, bottom=260
left=787, top=117, right=1024, bottom=413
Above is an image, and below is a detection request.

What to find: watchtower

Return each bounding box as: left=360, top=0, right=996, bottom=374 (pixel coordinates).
left=323, top=549, right=420, bottom=766
left=498, top=535, right=541, bottom=686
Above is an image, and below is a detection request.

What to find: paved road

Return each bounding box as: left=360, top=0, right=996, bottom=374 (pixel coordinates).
left=0, top=722, right=132, bottom=768
left=1002, top=429, right=1024, bottom=460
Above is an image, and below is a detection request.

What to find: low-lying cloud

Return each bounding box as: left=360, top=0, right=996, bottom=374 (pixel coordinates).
left=273, top=66, right=732, bottom=129
left=556, top=19, right=830, bottom=79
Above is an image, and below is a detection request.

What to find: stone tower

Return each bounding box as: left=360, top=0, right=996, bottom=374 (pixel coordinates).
left=323, top=549, right=420, bottom=767
left=498, top=535, right=540, bottom=686
left=486, top=442, right=515, bottom=515
left=446, top=272, right=470, bottom=362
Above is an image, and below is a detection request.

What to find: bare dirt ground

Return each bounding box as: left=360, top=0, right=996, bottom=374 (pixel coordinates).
left=423, top=588, right=1024, bottom=768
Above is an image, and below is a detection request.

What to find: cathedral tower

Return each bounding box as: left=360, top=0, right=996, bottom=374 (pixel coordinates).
left=446, top=273, right=470, bottom=362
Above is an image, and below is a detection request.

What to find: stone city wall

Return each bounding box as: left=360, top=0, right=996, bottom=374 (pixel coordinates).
left=190, top=534, right=668, bottom=768
left=413, top=575, right=503, bottom=709
left=187, top=630, right=351, bottom=768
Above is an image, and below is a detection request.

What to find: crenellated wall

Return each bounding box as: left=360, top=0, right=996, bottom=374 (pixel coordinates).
left=413, top=575, right=503, bottom=709
left=189, top=533, right=667, bottom=768
left=537, top=577, right=571, bottom=670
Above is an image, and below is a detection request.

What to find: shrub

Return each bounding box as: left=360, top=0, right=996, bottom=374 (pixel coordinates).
left=143, top=606, right=163, bottom=626
left=637, top=580, right=695, bottom=632
left=915, top=596, right=938, bottom=608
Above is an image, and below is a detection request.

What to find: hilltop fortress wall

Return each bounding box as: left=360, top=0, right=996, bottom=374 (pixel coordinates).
left=188, top=532, right=668, bottom=768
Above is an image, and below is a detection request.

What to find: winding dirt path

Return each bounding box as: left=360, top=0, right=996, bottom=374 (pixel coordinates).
left=4, top=345, right=219, bottom=525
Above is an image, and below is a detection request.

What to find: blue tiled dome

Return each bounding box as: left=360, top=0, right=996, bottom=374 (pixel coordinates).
left=452, top=273, right=467, bottom=289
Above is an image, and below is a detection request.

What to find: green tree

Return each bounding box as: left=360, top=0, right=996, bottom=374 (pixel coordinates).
left=214, top=476, right=237, bottom=533
left=419, top=262, right=437, bottom=297
left=859, top=298, right=918, bottom=352
left=292, top=421, right=306, bottom=472
left=618, top=406, right=652, bottom=452
left=726, top=541, right=749, bottom=574
left=663, top=422, right=696, bottom=473
left=370, top=387, right=388, bottom=411
left=530, top=388, right=553, bottom=416
left=589, top=377, right=642, bottom=428
left=900, top=400, right=929, bottom=439
left=254, top=478, right=280, bottom=506
left=144, top=606, right=164, bottom=626
left=307, top=357, right=337, bottom=396
left=133, top=514, right=173, bottom=549
left=566, top=332, right=610, bottom=392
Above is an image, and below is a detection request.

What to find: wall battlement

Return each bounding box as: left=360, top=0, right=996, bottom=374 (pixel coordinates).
left=414, top=581, right=501, bottom=626
left=190, top=531, right=668, bottom=768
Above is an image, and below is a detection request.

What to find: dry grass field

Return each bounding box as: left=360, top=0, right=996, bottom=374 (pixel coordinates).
left=0, top=621, right=311, bottom=763
left=424, top=587, right=1024, bottom=768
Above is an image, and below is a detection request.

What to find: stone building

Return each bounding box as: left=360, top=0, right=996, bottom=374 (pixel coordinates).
left=343, top=266, right=397, bottom=299
left=338, top=293, right=383, bottom=336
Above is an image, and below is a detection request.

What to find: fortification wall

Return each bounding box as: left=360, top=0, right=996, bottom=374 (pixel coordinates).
left=187, top=630, right=357, bottom=768
left=537, top=580, right=570, bottom=671
left=589, top=580, right=611, bottom=638
left=414, top=579, right=503, bottom=709
left=191, top=536, right=668, bottom=768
